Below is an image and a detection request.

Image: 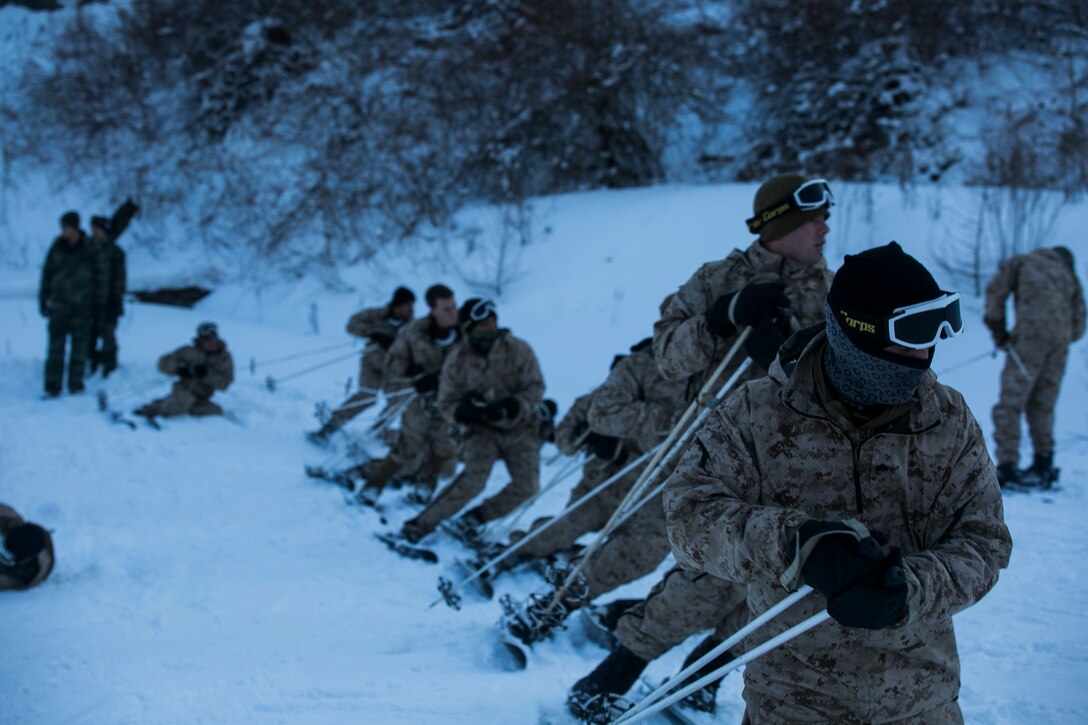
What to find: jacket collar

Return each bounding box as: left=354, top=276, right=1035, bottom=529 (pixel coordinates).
left=743, top=240, right=828, bottom=280
left=773, top=330, right=942, bottom=434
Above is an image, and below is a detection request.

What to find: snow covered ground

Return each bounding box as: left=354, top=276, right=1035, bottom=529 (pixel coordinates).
left=1, top=182, right=1087, bottom=723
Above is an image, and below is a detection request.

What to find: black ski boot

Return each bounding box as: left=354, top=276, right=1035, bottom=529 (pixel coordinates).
left=580, top=598, right=640, bottom=650
left=1019, top=452, right=1059, bottom=490
left=442, top=509, right=486, bottom=549
left=567, top=646, right=648, bottom=724
left=996, top=462, right=1021, bottom=489
left=676, top=634, right=735, bottom=714
left=502, top=565, right=590, bottom=646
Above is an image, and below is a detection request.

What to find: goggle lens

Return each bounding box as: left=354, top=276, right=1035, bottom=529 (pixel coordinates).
left=889, top=295, right=963, bottom=348
left=793, top=179, right=835, bottom=210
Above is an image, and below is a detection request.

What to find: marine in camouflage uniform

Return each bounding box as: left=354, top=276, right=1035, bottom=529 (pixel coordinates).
left=984, top=246, right=1086, bottom=488
left=87, top=200, right=137, bottom=377
left=509, top=355, right=633, bottom=562
left=401, top=298, right=544, bottom=543
left=566, top=175, right=840, bottom=723
left=135, top=322, right=234, bottom=418
left=355, top=286, right=461, bottom=501
left=653, top=174, right=836, bottom=387
left=501, top=339, right=692, bottom=649
left=309, top=286, right=416, bottom=441
left=665, top=245, right=1011, bottom=724
left=1, top=503, right=55, bottom=591
left=39, top=211, right=104, bottom=396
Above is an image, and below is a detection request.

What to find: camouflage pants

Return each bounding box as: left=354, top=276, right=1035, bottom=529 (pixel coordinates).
left=581, top=490, right=671, bottom=600
left=45, top=315, right=91, bottom=394
left=324, top=348, right=386, bottom=431
left=88, top=316, right=119, bottom=373
left=992, top=342, right=1069, bottom=463
left=387, top=397, right=459, bottom=489
left=408, top=424, right=540, bottom=536
left=516, top=456, right=640, bottom=559
left=741, top=696, right=963, bottom=724
left=137, top=381, right=223, bottom=417
left=616, top=565, right=747, bottom=662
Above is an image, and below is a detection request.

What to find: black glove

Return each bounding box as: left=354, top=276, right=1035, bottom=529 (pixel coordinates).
left=112, top=302, right=124, bottom=318
left=177, top=365, right=194, bottom=379
left=986, top=322, right=1009, bottom=349
left=537, top=399, right=558, bottom=422
left=193, top=364, right=209, bottom=378
left=454, top=392, right=488, bottom=425
left=781, top=519, right=885, bottom=594
left=799, top=521, right=886, bottom=598
left=413, top=372, right=439, bottom=394
left=705, top=293, right=739, bottom=340
left=369, top=332, right=394, bottom=350
left=744, top=314, right=793, bottom=369
left=482, top=397, right=519, bottom=424
left=733, top=281, right=790, bottom=327
left=572, top=420, right=590, bottom=440
left=706, top=282, right=791, bottom=340
left=827, top=548, right=909, bottom=630
left=585, top=432, right=623, bottom=461
left=39, top=301, right=49, bottom=318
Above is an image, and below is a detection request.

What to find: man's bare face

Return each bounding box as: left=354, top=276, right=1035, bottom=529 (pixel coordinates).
left=431, top=297, right=458, bottom=328
left=61, top=225, right=80, bottom=243
left=764, top=215, right=829, bottom=265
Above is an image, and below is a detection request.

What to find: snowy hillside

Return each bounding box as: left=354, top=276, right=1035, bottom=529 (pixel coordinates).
left=1, top=183, right=1087, bottom=724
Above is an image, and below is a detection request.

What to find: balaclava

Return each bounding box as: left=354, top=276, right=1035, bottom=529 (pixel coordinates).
left=460, top=297, right=500, bottom=355
left=823, top=242, right=942, bottom=407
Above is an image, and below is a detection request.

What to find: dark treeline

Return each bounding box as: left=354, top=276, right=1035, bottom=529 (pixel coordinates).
left=3, top=0, right=1086, bottom=270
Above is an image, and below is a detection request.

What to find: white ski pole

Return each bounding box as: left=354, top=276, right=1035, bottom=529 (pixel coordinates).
left=426, top=445, right=660, bottom=608
left=1006, top=345, right=1030, bottom=380
left=549, top=354, right=752, bottom=608
left=487, top=453, right=590, bottom=540
left=617, top=608, right=831, bottom=724
left=618, top=586, right=816, bottom=721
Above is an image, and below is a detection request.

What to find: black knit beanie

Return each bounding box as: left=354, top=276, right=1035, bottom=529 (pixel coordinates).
left=827, top=241, right=942, bottom=354
left=391, top=286, right=416, bottom=306
left=823, top=242, right=942, bottom=407
left=60, top=210, right=80, bottom=229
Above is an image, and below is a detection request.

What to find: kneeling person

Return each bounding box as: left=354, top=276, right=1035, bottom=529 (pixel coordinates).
left=136, top=322, right=234, bottom=419
left=401, top=298, right=544, bottom=544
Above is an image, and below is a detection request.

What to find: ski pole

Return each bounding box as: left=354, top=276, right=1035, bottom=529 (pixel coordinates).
left=544, top=427, right=592, bottom=467
left=617, top=606, right=830, bottom=724
left=549, top=348, right=753, bottom=609
left=426, top=445, right=660, bottom=609
left=618, top=586, right=817, bottom=722
left=265, top=350, right=362, bottom=390
left=369, top=392, right=417, bottom=434
left=936, top=349, right=998, bottom=376
left=486, top=453, right=590, bottom=540
left=1006, top=345, right=1031, bottom=380
left=325, top=385, right=416, bottom=417
left=250, top=341, right=355, bottom=373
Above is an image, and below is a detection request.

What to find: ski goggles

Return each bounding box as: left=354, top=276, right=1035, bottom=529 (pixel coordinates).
left=746, top=178, right=835, bottom=235
left=835, top=292, right=963, bottom=349
left=468, top=298, right=497, bottom=322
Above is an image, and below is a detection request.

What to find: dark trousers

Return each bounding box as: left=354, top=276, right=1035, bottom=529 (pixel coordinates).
left=45, top=316, right=91, bottom=394
left=89, top=317, right=119, bottom=374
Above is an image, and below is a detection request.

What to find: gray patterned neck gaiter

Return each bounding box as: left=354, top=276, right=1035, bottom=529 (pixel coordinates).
left=822, top=301, right=928, bottom=407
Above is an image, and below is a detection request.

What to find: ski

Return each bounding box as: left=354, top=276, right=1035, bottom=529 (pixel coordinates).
left=373, top=532, right=438, bottom=564
left=635, top=678, right=700, bottom=725
left=495, top=594, right=531, bottom=671
left=304, top=465, right=355, bottom=492
left=495, top=629, right=529, bottom=671
left=436, top=558, right=495, bottom=610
